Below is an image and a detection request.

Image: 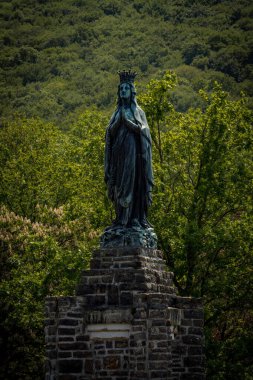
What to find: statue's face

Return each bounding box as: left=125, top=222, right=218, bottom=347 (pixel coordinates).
left=119, top=83, right=131, bottom=100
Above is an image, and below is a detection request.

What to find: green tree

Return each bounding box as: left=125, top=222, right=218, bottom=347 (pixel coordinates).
left=139, top=71, right=177, bottom=163
left=0, top=117, right=70, bottom=217
left=0, top=113, right=108, bottom=379
left=140, top=75, right=253, bottom=379
left=0, top=204, right=91, bottom=379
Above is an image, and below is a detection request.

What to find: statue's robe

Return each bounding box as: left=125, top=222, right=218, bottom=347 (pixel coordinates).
left=105, top=105, right=154, bottom=226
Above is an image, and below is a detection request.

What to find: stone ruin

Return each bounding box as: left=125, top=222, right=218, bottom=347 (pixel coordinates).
left=45, top=247, right=205, bottom=379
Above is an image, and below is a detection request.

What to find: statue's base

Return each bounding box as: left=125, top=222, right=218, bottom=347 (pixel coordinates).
left=45, top=248, right=205, bottom=379
left=100, top=226, right=157, bottom=248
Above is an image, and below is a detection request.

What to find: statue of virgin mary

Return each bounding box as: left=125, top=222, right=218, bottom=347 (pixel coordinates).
left=101, top=70, right=157, bottom=248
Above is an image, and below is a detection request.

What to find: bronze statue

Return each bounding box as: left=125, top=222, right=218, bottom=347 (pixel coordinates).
left=101, top=70, right=157, bottom=248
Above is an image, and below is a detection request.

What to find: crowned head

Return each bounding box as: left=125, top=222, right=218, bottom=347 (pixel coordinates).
left=118, top=69, right=137, bottom=85
left=117, top=70, right=137, bottom=105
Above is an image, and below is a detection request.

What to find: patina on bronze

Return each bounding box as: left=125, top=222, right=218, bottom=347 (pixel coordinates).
left=101, top=70, right=157, bottom=248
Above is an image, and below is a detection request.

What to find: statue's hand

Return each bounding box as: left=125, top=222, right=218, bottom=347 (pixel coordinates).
left=125, top=119, right=140, bottom=133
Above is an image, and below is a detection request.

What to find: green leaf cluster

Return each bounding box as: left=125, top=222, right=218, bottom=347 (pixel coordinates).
left=141, top=73, right=253, bottom=379
left=0, top=113, right=109, bottom=378
left=0, top=0, right=253, bottom=124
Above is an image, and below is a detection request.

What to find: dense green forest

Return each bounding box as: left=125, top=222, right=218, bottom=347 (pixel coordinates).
left=0, top=0, right=253, bottom=379
left=1, top=0, right=253, bottom=124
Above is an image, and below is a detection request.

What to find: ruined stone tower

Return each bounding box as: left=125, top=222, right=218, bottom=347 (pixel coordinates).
left=45, top=247, right=205, bottom=379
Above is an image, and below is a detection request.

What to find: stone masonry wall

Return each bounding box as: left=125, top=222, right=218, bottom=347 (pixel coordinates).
left=45, top=248, right=205, bottom=379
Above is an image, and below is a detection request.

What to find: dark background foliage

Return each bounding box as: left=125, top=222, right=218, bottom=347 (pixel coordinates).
left=1, top=0, right=253, bottom=125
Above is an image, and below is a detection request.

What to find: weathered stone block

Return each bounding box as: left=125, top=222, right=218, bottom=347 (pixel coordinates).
left=182, top=335, right=203, bottom=345
left=76, top=335, right=89, bottom=341
left=84, top=359, right=93, bottom=374
left=104, top=356, right=121, bottom=370
left=45, top=318, right=56, bottom=326
left=58, top=359, right=83, bottom=373
left=59, top=318, right=79, bottom=326
left=188, top=367, right=205, bottom=373
left=188, top=346, right=203, bottom=355
left=115, top=339, right=128, bottom=348
left=181, top=319, right=193, bottom=326
left=58, top=342, right=88, bottom=350
left=172, top=367, right=186, bottom=373
left=149, top=361, right=169, bottom=370
left=188, top=327, right=204, bottom=336
left=151, top=319, right=167, bottom=326
left=86, top=295, right=106, bottom=307
left=181, top=374, right=205, bottom=380
left=58, top=327, right=76, bottom=335
left=58, top=351, right=72, bottom=358
left=73, top=351, right=92, bottom=358
left=108, top=285, right=119, bottom=305
left=150, top=370, right=169, bottom=378
left=184, top=355, right=205, bottom=367
left=149, top=353, right=169, bottom=361
left=67, top=312, right=83, bottom=318
left=184, top=309, right=204, bottom=319
left=46, top=349, right=57, bottom=359
left=94, top=359, right=102, bottom=370
left=58, top=337, right=74, bottom=342
left=193, top=319, right=204, bottom=327
left=47, top=326, right=57, bottom=335
left=172, top=345, right=187, bottom=355
left=157, top=341, right=171, bottom=348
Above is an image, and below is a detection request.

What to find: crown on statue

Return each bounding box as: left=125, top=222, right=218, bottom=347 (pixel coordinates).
left=118, top=69, right=137, bottom=84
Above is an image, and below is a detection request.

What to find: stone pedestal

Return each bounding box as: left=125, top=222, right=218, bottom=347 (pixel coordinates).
left=45, top=248, right=205, bottom=379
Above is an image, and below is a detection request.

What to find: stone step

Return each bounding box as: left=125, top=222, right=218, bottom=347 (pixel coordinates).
left=75, top=285, right=179, bottom=307
left=78, top=268, right=175, bottom=288
left=93, top=248, right=165, bottom=261
left=76, top=281, right=177, bottom=297
left=80, top=267, right=174, bottom=279
left=76, top=247, right=177, bottom=299
left=76, top=267, right=176, bottom=297
left=90, top=256, right=167, bottom=271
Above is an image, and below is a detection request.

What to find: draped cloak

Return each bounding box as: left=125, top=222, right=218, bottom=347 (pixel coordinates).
left=104, top=105, right=154, bottom=226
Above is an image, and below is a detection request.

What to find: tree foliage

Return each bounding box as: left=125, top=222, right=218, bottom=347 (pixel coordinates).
left=141, top=73, right=253, bottom=379
left=0, top=74, right=252, bottom=379
left=0, top=113, right=108, bottom=379
left=0, top=0, right=253, bottom=124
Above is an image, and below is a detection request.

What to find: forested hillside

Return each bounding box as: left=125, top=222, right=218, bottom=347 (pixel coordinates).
left=0, top=0, right=253, bottom=124
left=0, top=1, right=253, bottom=379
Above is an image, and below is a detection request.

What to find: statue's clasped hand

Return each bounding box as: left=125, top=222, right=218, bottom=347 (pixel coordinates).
left=121, top=108, right=139, bottom=132
left=125, top=118, right=140, bottom=133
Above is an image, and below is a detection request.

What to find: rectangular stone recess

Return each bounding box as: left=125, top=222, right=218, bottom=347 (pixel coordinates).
left=86, top=323, right=130, bottom=339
